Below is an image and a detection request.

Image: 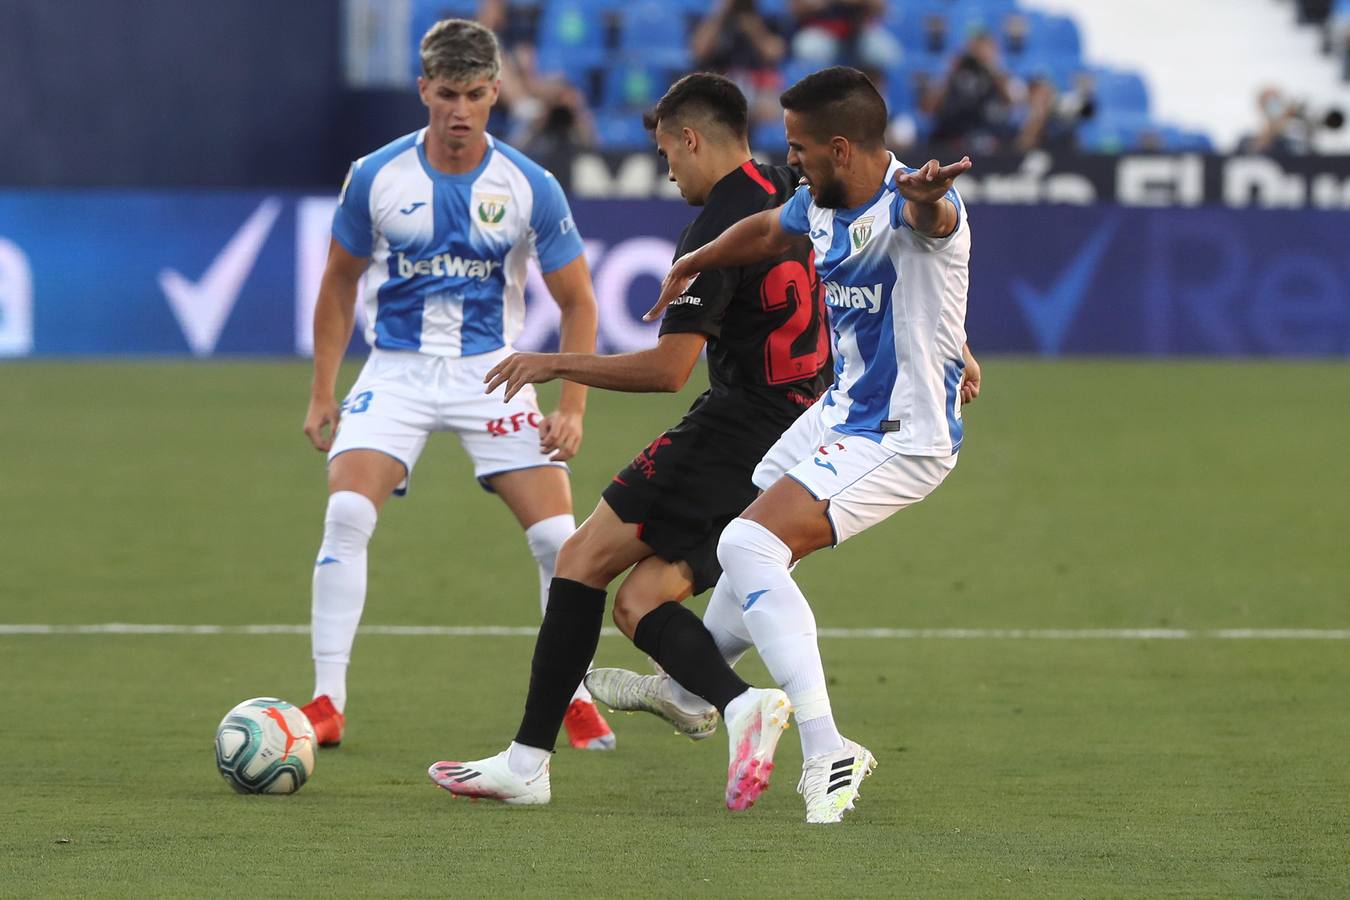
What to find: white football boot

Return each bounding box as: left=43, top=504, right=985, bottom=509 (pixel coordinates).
left=723, top=688, right=792, bottom=811
left=584, top=668, right=719, bottom=740
left=427, top=751, right=550, bottom=805
left=796, top=737, right=876, bottom=824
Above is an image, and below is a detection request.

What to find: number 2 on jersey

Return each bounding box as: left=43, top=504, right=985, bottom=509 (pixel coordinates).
left=760, top=260, right=829, bottom=385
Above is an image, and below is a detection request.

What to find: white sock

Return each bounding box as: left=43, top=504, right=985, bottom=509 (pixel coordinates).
left=525, top=514, right=592, bottom=704
left=311, top=491, right=377, bottom=713
left=666, top=575, right=754, bottom=712
left=799, top=713, right=844, bottom=759
left=716, top=518, right=844, bottom=756
left=702, top=573, right=754, bottom=664
left=507, top=741, right=550, bottom=778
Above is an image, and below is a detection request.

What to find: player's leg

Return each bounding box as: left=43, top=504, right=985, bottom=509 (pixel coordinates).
left=722, top=441, right=956, bottom=822
left=700, top=572, right=754, bottom=671
left=307, top=383, right=429, bottom=750
left=310, top=451, right=408, bottom=722
left=428, top=499, right=650, bottom=800
left=719, top=479, right=838, bottom=748
left=615, top=558, right=754, bottom=715
left=490, top=466, right=618, bottom=751
left=584, top=557, right=733, bottom=740
left=306, top=358, right=434, bottom=746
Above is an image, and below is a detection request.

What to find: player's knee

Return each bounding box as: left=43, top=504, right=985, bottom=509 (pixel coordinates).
left=320, top=491, right=378, bottom=557
left=610, top=590, right=640, bottom=639
left=525, top=514, right=575, bottom=572
left=716, top=518, right=791, bottom=573
left=555, top=524, right=630, bottom=587
left=611, top=581, right=663, bottom=639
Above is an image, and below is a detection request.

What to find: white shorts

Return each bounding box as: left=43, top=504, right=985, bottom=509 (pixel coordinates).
left=751, top=398, right=956, bottom=544
left=328, top=347, right=566, bottom=495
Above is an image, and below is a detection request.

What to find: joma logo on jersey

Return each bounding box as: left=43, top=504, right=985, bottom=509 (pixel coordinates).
left=850, top=217, right=873, bottom=251
left=824, top=281, right=883, bottom=313
left=476, top=194, right=509, bottom=226
left=396, top=251, right=501, bottom=280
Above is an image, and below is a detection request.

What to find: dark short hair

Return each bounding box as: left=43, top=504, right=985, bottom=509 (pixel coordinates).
left=642, top=72, right=749, bottom=139
left=779, top=66, right=887, bottom=148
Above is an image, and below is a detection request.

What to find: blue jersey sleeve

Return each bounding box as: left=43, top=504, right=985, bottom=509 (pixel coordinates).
left=530, top=173, right=585, bottom=273
left=778, top=185, right=813, bottom=235
left=331, top=160, right=374, bottom=258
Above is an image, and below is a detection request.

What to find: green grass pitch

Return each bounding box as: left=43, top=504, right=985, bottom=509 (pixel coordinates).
left=2, top=359, right=1348, bottom=898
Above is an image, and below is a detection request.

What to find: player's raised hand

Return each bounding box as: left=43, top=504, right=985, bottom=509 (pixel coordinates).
left=539, top=409, right=583, bottom=461
left=303, top=396, right=341, bottom=452
left=484, top=352, right=561, bottom=401
left=644, top=252, right=702, bottom=322
left=895, top=156, right=973, bottom=205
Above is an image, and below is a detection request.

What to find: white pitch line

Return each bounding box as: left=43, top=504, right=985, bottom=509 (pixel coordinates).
left=1, top=624, right=1348, bottom=639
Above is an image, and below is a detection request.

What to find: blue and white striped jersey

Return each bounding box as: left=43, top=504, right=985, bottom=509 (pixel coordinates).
left=332, top=129, right=584, bottom=356
left=779, top=154, right=970, bottom=456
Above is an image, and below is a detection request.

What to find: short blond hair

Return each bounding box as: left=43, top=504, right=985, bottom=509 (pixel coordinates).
left=420, top=18, right=501, bottom=83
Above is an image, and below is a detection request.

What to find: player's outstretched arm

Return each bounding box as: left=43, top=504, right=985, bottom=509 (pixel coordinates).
left=897, top=156, right=973, bottom=239
left=484, top=332, right=708, bottom=400
left=303, top=239, right=367, bottom=452
left=645, top=208, right=802, bottom=322
left=537, top=254, right=599, bottom=461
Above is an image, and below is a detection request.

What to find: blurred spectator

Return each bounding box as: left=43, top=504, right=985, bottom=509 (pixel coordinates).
left=859, top=66, right=920, bottom=153
left=517, top=82, right=599, bottom=157
left=1238, top=86, right=1314, bottom=154
left=691, top=0, right=787, bottom=133
left=1330, top=2, right=1350, bottom=80
left=477, top=0, right=598, bottom=151
left=1013, top=73, right=1095, bottom=153
left=788, top=0, right=902, bottom=69
left=693, top=0, right=787, bottom=71
left=927, top=30, right=1018, bottom=155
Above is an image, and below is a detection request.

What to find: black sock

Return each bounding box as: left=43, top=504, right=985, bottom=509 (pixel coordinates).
left=633, top=601, right=750, bottom=716
left=514, top=577, right=607, bottom=752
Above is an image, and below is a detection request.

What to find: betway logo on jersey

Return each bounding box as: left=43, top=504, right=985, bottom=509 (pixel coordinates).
left=395, top=251, right=501, bottom=280
left=824, top=281, right=884, bottom=313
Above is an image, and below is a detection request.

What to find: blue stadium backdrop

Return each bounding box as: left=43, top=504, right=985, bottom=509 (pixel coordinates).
left=1, top=191, right=1347, bottom=358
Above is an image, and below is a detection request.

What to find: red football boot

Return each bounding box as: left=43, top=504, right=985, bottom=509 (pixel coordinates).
left=563, top=698, right=616, bottom=750
left=300, top=694, right=345, bottom=748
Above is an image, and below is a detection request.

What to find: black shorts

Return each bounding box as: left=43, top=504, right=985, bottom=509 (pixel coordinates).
left=602, top=420, right=772, bottom=595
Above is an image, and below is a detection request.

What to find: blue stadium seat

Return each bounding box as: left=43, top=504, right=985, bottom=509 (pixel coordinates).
left=533, top=48, right=603, bottom=107
left=958, top=0, right=1018, bottom=12
left=880, top=63, right=920, bottom=113
left=751, top=118, right=788, bottom=154
left=1009, top=53, right=1079, bottom=90
left=886, top=9, right=933, bottom=53
left=1093, top=68, right=1150, bottom=116
left=1157, top=125, right=1214, bottom=153
left=1076, top=112, right=1148, bottom=153
left=409, top=0, right=484, bottom=80
left=537, top=0, right=609, bottom=67
left=619, top=2, right=691, bottom=69
left=1029, top=14, right=1082, bottom=60
left=781, top=59, right=824, bottom=91
left=602, top=62, right=669, bottom=111
left=594, top=111, right=653, bottom=150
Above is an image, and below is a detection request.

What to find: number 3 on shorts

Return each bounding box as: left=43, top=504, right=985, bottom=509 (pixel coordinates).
left=342, top=390, right=373, bottom=415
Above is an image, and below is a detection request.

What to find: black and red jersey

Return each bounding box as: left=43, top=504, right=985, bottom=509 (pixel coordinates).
left=658, top=160, right=830, bottom=443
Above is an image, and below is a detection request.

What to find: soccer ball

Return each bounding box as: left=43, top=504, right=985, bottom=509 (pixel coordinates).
left=214, top=697, right=316, bottom=794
